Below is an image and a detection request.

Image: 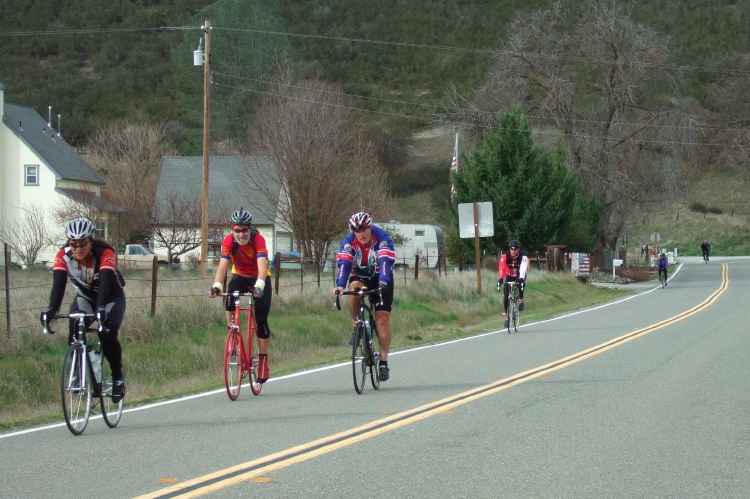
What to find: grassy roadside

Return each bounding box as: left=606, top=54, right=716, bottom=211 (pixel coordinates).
left=0, top=269, right=630, bottom=431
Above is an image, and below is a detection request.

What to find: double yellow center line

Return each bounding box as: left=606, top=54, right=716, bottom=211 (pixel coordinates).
left=138, top=263, right=729, bottom=499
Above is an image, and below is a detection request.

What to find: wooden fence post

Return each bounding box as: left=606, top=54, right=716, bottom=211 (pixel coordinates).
left=414, top=255, right=420, bottom=280
left=4, top=243, right=11, bottom=338
left=150, top=256, right=157, bottom=317
left=274, top=252, right=281, bottom=295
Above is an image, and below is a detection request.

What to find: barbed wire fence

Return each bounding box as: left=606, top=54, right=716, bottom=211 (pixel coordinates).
left=1, top=247, right=457, bottom=339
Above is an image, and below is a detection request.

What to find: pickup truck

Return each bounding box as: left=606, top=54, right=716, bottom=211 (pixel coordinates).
left=118, top=244, right=169, bottom=270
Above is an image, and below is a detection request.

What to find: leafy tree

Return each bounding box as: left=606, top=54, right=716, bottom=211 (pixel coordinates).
left=447, top=107, right=581, bottom=262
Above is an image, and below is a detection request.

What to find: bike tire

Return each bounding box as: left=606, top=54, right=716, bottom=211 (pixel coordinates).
left=352, top=324, right=366, bottom=394
left=248, top=314, right=262, bottom=396
left=61, top=345, right=92, bottom=436
left=224, top=329, right=243, bottom=401
left=100, top=358, right=123, bottom=428
left=369, top=322, right=380, bottom=390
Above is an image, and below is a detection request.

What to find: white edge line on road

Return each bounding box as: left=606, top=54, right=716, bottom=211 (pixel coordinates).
left=0, top=263, right=684, bottom=440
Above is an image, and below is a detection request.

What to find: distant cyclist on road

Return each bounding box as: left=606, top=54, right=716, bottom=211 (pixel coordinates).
left=209, top=207, right=273, bottom=384
left=497, top=239, right=529, bottom=329
left=701, top=240, right=710, bottom=263
left=333, top=212, right=396, bottom=382
left=657, top=252, right=669, bottom=286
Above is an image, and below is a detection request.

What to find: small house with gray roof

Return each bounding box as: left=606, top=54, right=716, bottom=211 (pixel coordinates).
left=155, top=156, right=293, bottom=264
left=0, top=83, right=123, bottom=265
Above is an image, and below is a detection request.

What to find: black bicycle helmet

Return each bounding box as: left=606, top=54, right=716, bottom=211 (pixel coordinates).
left=230, top=207, right=253, bottom=225
left=509, top=239, right=521, bottom=249
left=65, top=218, right=96, bottom=239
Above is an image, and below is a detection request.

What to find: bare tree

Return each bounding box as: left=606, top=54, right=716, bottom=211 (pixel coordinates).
left=245, top=64, right=391, bottom=264
left=434, top=0, right=699, bottom=249
left=0, top=204, right=49, bottom=267
left=150, top=189, right=230, bottom=263
left=85, top=119, right=178, bottom=246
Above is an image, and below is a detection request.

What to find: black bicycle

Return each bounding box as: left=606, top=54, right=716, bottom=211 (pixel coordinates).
left=44, top=312, right=123, bottom=435
left=659, top=269, right=668, bottom=288
left=506, top=281, right=521, bottom=333
left=336, top=287, right=382, bottom=394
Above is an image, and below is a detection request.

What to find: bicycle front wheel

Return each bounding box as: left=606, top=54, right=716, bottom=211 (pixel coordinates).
left=512, top=302, right=520, bottom=332
left=224, top=329, right=243, bottom=400
left=352, top=324, right=366, bottom=394
left=248, top=316, right=262, bottom=396
left=100, top=360, right=123, bottom=428
left=368, top=323, right=380, bottom=390
left=61, top=345, right=92, bottom=436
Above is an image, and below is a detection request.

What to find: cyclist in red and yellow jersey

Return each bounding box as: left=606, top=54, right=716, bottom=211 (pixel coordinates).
left=209, top=207, right=273, bottom=383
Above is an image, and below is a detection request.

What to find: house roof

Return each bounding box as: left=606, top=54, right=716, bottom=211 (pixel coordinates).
left=57, top=187, right=126, bottom=213
left=157, top=156, right=281, bottom=225
left=2, top=103, right=104, bottom=184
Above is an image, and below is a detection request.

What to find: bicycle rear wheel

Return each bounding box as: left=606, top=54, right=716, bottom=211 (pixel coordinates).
left=248, top=315, right=262, bottom=396
left=100, top=360, right=123, bottom=428
left=224, top=329, right=243, bottom=400
left=61, top=345, right=92, bottom=436
left=352, top=323, right=366, bottom=394
left=368, top=323, right=380, bottom=390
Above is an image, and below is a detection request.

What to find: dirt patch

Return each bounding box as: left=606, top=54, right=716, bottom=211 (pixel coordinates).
left=587, top=265, right=656, bottom=284
left=617, top=266, right=657, bottom=282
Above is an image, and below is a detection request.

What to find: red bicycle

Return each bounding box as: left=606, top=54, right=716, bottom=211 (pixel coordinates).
left=218, top=291, right=262, bottom=399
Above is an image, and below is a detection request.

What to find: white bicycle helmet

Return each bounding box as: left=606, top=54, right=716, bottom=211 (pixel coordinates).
left=348, top=212, right=372, bottom=231
left=230, top=207, right=253, bottom=225
left=65, top=218, right=96, bottom=239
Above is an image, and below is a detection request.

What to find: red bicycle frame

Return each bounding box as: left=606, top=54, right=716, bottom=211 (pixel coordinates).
left=219, top=291, right=261, bottom=399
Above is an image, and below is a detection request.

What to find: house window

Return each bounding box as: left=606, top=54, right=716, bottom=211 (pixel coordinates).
left=24, top=165, right=39, bottom=186
left=415, top=230, right=425, bottom=237
left=95, top=221, right=106, bottom=239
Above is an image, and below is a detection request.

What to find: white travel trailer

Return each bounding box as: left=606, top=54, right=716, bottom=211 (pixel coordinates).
left=379, top=221, right=445, bottom=269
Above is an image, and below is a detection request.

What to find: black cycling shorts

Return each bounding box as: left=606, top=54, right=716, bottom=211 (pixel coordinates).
left=348, top=275, right=394, bottom=312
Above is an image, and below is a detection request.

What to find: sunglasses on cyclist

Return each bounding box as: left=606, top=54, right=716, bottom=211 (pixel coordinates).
left=69, top=240, right=90, bottom=249
left=233, top=228, right=249, bottom=234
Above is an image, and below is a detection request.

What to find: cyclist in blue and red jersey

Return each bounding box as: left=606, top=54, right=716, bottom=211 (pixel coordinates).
left=209, top=207, right=273, bottom=383
left=497, top=239, right=529, bottom=328
left=333, top=212, right=396, bottom=381
left=40, top=217, right=127, bottom=403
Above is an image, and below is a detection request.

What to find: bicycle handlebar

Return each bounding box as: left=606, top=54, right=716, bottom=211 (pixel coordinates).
left=334, top=286, right=384, bottom=311
left=43, top=312, right=99, bottom=335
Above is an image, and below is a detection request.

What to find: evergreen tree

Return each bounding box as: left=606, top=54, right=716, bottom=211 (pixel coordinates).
left=448, top=107, right=584, bottom=262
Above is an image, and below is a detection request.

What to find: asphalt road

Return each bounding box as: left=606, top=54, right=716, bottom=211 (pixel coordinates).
left=2, top=258, right=749, bottom=498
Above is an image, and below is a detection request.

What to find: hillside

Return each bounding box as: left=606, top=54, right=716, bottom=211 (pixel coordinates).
left=1, top=0, right=748, bottom=250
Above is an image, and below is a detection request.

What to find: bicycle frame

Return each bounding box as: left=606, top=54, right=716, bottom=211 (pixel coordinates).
left=505, top=281, right=521, bottom=333
left=219, top=291, right=261, bottom=399
left=336, top=287, right=382, bottom=393
left=47, top=312, right=123, bottom=435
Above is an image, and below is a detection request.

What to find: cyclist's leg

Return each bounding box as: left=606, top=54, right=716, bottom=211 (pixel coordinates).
left=97, top=292, right=126, bottom=381
left=372, top=278, right=393, bottom=381
left=255, top=277, right=273, bottom=383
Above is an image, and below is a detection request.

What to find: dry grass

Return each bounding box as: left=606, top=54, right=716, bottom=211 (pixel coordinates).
left=0, top=267, right=628, bottom=430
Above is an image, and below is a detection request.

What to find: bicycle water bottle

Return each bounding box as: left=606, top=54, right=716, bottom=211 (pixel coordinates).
left=89, top=348, right=103, bottom=383
left=364, top=320, right=372, bottom=342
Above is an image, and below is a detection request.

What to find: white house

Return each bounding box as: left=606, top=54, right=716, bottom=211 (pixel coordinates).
left=0, top=83, right=122, bottom=265
left=154, top=156, right=291, bottom=263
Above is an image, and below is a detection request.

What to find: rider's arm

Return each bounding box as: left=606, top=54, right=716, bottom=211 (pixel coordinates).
left=211, top=257, right=230, bottom=294
left=519, top=255, right=529, bottom=280
left=498, top=254, right=508, bottom=281
left=47, top=270, right=67, bottom=314
left=376, top=231, right=396, bottom=285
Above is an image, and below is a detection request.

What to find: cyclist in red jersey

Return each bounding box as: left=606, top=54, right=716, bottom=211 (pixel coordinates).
left=40, top=218, right=127, bottom=403
left=497, top=239, right=529, bottom=328
left=209, top=207, right=273, bottom=383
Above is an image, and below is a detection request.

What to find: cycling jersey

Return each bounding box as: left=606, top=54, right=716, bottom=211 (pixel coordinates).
left=498, top=251, right=529, bottom=281
left=657, top=256, right=669, bottom=270
left=701, top=242, right=710, bottom=254
left=50, top=243, right=125, bottom=307
left=335, top=225, right=396, bottom=288
left=219, top=232, right=271, bottom=278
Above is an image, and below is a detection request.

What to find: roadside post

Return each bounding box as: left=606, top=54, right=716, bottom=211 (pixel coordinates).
left=458, top=201, right=494, bottom=293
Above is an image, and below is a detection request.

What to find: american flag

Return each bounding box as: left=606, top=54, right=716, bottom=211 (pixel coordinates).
left=450, top=133, right=458, bottom=203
